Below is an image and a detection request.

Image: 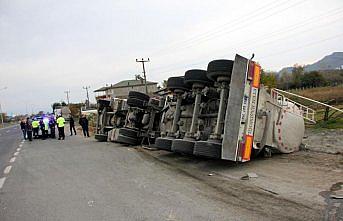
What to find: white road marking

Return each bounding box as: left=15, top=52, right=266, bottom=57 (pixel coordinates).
left=6, top=130, right=10, bottom=133
left=0, top=177, right=6, bottom=189
left=3, top=166, right=12, bottom=174
left=14, top=152, right=19, bottom=156
left=19, top=144, right=23, bottom=147
left=9, top=157, right=16, bottom=163
left=17, top=148, right=21, bottom=151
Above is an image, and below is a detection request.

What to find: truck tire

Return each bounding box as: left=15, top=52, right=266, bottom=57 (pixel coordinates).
left=119, top=127, right=139, bottom=138
left=193, top=141, right=221, bottom=159
left=149, top=98, right=160, bottom=107
left=167, top=76, right=190, bottom=91
left=128, top=91, right=150, bottom=101
left=154, top=137, right=174, bottom=151
left=127, top=97, right=147, bottom=109
left=95, top=134, right=108, bottom=142
left=115, top=134, right=138, bottom=145
left=184, top=69, right=213, bottom=87
left=207, top=59, right=234, bottom=81
left=98, top=99, right=111, bottom=109
left=171, top=139, right=195, bottom=155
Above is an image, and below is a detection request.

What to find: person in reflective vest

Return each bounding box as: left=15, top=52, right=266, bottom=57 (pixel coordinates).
left=56, top=115, right=65, bottom=140
left=42, top=117, right=49, bottom=140
left=32, top=119, right=40, bottom=139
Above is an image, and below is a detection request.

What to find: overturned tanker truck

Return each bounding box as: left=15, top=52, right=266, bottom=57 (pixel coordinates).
left=96, top=54, right=313, bottom=162
left=155, top=54, right=311, bottom=162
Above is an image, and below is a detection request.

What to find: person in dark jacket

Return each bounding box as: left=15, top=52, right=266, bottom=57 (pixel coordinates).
left=49, top=116, right=56, bottom=138
left=20, top=119, right=27, bottom=140
left=39, top=119, right=46, bottom=140
left=69, top=115, right=77, bottom=136
left=79, top=115, right=90, bottom=137
left=26, top=118, right=33, bottom=141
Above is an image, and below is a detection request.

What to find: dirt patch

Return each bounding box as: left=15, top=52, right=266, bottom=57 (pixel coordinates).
left=137, top=147, right=336, bottom=220
left=303, top=128, right=343, bottom=154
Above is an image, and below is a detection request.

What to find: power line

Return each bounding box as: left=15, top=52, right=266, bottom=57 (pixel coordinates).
left=216, top=14, right=343, bottom=58
left=260, top=32, right=343, bottom=59
left=149, top=31, right=343, bottom=78
left=151, top=0, right=308, bottom=57
left=150, top=0, right=293, bottom=56
left=149, top=7, right=343, bottom=74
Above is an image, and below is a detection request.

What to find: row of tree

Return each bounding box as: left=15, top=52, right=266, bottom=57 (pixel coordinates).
left=261, top=65, right=343, bottom=90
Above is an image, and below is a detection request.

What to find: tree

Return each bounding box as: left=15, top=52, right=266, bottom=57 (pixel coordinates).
left=61, top=101, right=67, bottom=106
left=301, top=71, right=326, bottom=88
left=277, top=72, right=293, bottom=90
left=261, top=70, right=277, bottom=89
left=291, top=64, right=304, bottom=89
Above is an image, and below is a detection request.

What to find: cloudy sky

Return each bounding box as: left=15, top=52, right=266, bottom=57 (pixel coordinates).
left=1, top=0, right=343, bottom=114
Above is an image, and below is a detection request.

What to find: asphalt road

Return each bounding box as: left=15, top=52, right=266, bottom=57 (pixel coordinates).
left=0, top=131, right=267, bottom=221
left=0, top=125, right=22, bottom=173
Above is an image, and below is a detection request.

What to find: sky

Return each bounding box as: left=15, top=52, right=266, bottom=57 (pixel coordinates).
left=1, top=0, right=343, bottom=114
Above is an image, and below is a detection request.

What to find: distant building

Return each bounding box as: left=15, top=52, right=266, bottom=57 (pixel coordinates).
left=94, top=79, right=158, bottom=100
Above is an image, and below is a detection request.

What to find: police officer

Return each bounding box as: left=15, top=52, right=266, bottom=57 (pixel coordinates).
left=43, top=117, right=49, bottom=140
left=56, top=115, right=65, bottom=140
left=32, top=118, right=40, bottom=139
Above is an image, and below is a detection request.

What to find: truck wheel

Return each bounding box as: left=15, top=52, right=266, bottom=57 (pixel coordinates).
left=127, top=97, right=147, bottom=109
left=98, top=99, right=111, bottom=109
left=171, top=139, right=195, bottom=155
left=184, top=69, right=213, bottom=87
left=193, top=141, right=221, bottom=159
left=154, top=137, right=174, bottom=151
left=115, top=134, right=138, bottom=145
left=167, top=76, right=190, bottom=91
left=148, top=98, right=160, bottom=107
left=119, top=127, right=139, bottom=138
left=128, top=91, right=150, bottom=101
left=207, top=59, right=234, bottom=82
left=95, top=134, right=108, bottom=142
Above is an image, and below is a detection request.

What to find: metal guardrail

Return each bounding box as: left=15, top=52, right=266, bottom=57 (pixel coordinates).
left=271, top=89, right=316, bottom=123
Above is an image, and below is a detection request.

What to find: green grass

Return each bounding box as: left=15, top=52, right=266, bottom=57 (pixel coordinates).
left=306, top=104, right=343, bottom=129
left=314, top=117, right=343, bottom=129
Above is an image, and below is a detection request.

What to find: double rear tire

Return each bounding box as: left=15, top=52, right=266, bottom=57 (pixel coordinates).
left=127, top=91, right=150, bottom=109
left=206, top=60, right=234, bottom=82
left=184, top=69, right=213, bottom=87
left=167, top=76, right=190, bottom=91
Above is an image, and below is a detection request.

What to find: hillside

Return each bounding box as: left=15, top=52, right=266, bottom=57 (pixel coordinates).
left=279, top=52, right=343, bottom=74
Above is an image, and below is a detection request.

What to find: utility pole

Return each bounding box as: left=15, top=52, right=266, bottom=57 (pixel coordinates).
left=83, top=86, right=90, bottom=109
left=0, top=87, right=8, bottom=128
left=136, top=58, right=150, bottom=94
left=64, top=90, right=70, bottom=105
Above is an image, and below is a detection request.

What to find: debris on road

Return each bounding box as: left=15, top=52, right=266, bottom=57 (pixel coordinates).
left=241, top=172, right=259, bottom=180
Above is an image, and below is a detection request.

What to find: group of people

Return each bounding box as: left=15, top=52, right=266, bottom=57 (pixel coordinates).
left=19, top=114, right=90, bottom=141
